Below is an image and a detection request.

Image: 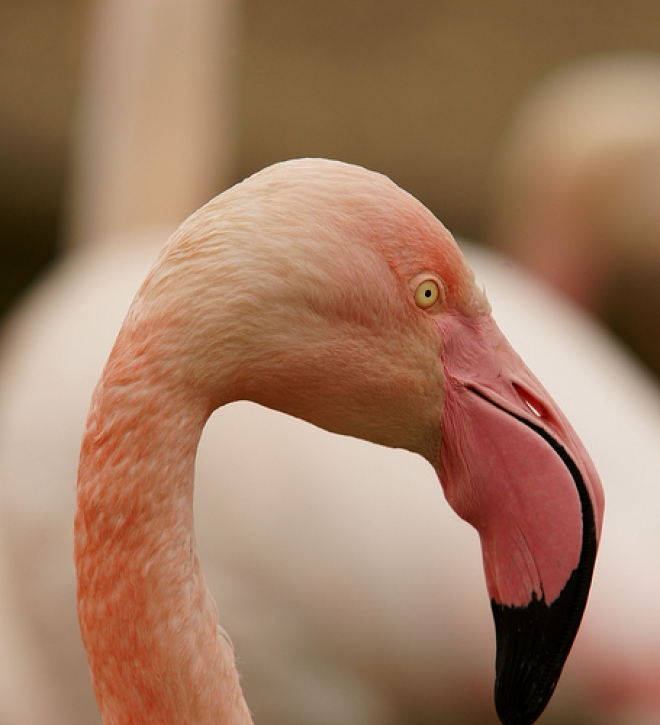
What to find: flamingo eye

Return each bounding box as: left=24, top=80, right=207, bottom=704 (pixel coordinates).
left=414, top=279, right=441, bottom=309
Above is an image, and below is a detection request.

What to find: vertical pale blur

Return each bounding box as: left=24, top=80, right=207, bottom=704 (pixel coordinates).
left=65, top=0, right=240, bottom=249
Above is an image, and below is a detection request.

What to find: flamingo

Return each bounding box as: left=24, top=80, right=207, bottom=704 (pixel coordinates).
left=487, top=52, right=660, bottom=376
left=74, top=158, right=604, bottom=725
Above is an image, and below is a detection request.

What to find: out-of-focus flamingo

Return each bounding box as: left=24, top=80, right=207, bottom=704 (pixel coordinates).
left=0, top=535, right=62, bottom=724
left=74, top=157, right=603, bottom=725
left=488, top=52, right=660, bottom=376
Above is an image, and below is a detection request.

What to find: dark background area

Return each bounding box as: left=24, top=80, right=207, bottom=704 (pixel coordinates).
left=3, top=0, right=660, bottom=319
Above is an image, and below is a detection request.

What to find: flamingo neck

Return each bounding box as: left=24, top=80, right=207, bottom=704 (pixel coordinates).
left=74, top=347, right=252, bottom=724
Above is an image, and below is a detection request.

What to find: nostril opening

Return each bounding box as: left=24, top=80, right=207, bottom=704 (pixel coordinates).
left=513, top=383, right=546, bottom=420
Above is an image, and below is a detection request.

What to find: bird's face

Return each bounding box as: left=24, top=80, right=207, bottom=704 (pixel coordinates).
left=301, top=162, right=604, bottom=725
left=142, top=158, right=604, bottom=725
left=358, top=209, right=604, bottom=724
left=336, top=226, right=601, bottom=724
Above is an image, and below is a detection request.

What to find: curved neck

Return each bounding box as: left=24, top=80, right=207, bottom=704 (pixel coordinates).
left=75, top=350, right=252, bottom=724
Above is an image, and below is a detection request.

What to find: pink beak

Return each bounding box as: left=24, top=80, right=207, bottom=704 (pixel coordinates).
left=436, top=313, right=604, bottom=725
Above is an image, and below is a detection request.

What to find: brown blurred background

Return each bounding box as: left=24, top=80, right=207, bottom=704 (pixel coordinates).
left=3, top=0, right=660, bottom=320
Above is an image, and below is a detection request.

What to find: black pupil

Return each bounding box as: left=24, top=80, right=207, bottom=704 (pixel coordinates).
left=425, top=289, right=432, bottom=297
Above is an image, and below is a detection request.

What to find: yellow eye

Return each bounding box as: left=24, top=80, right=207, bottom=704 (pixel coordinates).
left=414, top=279, right=441, bottom=309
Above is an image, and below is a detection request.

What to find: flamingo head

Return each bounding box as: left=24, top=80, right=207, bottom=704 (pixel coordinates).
left=128, top=158, right=604, bottom=725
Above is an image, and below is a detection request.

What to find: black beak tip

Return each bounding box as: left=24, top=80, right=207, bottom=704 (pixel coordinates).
left=492, top=597, right=560, bottom=725
left=492, top=541, right=596, bottom=725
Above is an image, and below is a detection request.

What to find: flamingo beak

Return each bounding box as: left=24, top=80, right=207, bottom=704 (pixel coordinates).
left=436, top=314, right=604, bottom=725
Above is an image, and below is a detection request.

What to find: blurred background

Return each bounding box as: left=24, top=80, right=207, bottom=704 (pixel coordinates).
left=3, top=0, right=660, bottom=373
